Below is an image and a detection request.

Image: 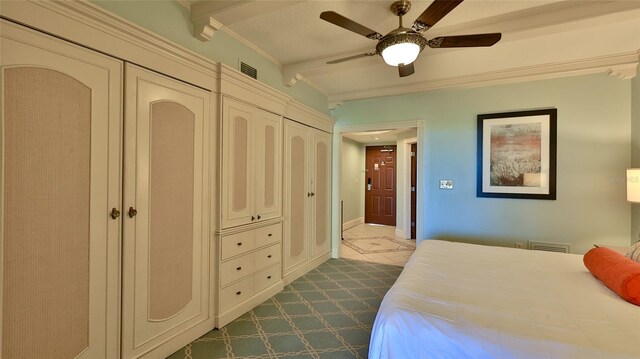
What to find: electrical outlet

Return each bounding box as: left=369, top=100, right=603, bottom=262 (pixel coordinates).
left=514, top=242, right=524, bottom=249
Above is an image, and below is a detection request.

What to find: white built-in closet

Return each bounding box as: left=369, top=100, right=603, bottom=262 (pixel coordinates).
left=0, top=1, right=336, bottom=358
left=1, top=18, right=212, bottom=359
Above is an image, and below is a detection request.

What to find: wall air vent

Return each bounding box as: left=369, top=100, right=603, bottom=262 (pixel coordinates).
left=528, top=241, right=570, bottom=253
left=240, top=62, right=257, bottom=80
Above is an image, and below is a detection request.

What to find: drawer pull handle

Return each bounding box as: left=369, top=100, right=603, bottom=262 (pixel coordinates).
left=267, top=255, right=272, bottom=258
left=268, top=233, right=272, bottom=237
left=267, top=276, right=272, bottom=279
left=236, top=267, right=242, bottom=271
left=237, top=242, right=242, bottom=246
left=236, top=291, right=242, bottom=295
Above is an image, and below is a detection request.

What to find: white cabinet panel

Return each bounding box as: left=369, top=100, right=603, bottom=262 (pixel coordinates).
left=221, top=97, right=282, bottom=229
left=283, top=121, right=311, bottom=275
left=283, top=119, right=332, bottom=278
left=0, top=21, right=122, bottom=359
left=122, top=64, right=210, bottom=359
left=311, top=131, right=332, bottom=259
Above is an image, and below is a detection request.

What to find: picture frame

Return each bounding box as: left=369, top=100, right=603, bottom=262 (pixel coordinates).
left=477, top=109, right=557, bottom=200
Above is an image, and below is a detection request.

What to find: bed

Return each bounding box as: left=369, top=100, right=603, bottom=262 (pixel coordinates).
left=369, top=240, right=640, bottom=359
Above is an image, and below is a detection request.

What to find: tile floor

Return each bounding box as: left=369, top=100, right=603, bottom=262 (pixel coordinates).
left=167, top=258, right=403, bottom=359
left=340, top=224, right=416, bottom=267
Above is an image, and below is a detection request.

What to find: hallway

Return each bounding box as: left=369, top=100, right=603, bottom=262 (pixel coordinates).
left=340, top=223, right=416, bottom=267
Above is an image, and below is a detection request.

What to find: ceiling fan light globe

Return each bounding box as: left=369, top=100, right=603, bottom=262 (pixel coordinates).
left=381, top=42, right=420, bottom=66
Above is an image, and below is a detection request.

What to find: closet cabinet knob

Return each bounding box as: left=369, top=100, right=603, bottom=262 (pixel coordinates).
left=267, top=276, right=272, bottom=279
left=267, top=255, right=272, bottom=258
left=236, top=267, right=242, bottom=271
left=307, top=192, right=312, bottom=197
left=251, top=216, right=255, bottom=221
left=310, top=192, right=315, bottom=197
left=110, top=208, right=120, bottom=220
left=128, top=207, right=137, bottom=218
left=237, top=242, right=243, bottom=246
left=257, top=214, right=261, bottom=220
left=236, top=291, right=242, bottom=296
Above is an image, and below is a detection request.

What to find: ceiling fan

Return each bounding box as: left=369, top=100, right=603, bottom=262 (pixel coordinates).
left=320, top=0, right=502, bottom=77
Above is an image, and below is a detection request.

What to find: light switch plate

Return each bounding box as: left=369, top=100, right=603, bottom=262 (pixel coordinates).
left=439, top=179, right=454, bottom=190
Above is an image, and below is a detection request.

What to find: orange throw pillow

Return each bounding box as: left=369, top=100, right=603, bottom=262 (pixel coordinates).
left=584, top=247, right=640, bottom=306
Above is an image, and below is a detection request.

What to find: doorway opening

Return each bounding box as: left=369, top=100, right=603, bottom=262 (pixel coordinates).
left=337, top=126, right=420, bottom=265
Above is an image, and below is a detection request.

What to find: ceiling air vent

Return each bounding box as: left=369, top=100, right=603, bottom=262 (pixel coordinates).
left=240, top=61, right=257, bottom=80
left=528, top=241, right=570, bottom=253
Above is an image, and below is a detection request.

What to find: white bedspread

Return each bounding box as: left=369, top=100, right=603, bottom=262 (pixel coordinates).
left=369, top=240, right=640, bottom=359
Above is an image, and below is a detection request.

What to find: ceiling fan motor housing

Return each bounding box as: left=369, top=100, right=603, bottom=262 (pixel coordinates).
left=376, top=31, right=427, bottom=58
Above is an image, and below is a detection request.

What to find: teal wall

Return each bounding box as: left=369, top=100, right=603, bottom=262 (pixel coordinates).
left=334, top=74, right=633, bottom=254
left=632, top=66, right=640, bottom=244
left=341, top=138, right=365, bottom=223
left=91, top=0, right=329, bottom=114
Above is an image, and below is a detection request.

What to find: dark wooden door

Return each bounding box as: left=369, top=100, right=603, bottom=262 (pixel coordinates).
left=410, top=143, right=417, bottom=239
left=365, top=146, right=396, bottom=226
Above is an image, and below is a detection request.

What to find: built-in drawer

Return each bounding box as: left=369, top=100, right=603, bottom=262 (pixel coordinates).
left=254, top=223, right=281, bottom=247
left=220, top=275, right=254, bottom=313
left=221, top=231, right=255, bottom=260
left=220, top=253, right=255, bottom=287
left=255, top=243, right=281, bottom=271
left=254, top=264, right=281, bottom=294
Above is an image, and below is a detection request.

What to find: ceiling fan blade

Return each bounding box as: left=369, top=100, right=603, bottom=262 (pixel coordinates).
left=428, top=33, right=502, bottom=48
left=320, top=11, right=383, bottom=40
left=327, top=52, right=376, bottom=64
left=412, top=0, right=464, bottom=32
left=398, top=62, right=415, bottom=77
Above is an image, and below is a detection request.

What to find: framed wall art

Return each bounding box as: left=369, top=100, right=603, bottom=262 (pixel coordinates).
left=477, top=109, right=557, bottom=200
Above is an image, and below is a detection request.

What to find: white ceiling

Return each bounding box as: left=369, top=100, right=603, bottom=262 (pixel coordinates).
left=189, top=0, right=640, bottom=107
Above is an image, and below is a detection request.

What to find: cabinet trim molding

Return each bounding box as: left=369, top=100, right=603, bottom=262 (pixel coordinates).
left=220, top=64, right=290, bottom=115
left=0, top=0, right=220, bottom=91
left=216, top=217, right=284, bottom=237
left=284, top=102, right=335, bottom=134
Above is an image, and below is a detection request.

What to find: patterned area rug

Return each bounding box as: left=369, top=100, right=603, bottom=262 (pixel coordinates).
left=343, top=236, right=416, bottom=254
left=167, top=258, right=402, bottom=359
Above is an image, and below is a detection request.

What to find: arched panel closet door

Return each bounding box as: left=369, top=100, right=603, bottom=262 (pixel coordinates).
left=0, top=21, right=122, bottom=359
left=311, top=131, right=332, bottom=259
left=283, top=121, right=310, bottom=275
left=121, top=64, right=210, bottom=359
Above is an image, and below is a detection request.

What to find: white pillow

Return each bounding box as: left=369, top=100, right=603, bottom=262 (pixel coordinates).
left=625, top=241, right=640, bottom=262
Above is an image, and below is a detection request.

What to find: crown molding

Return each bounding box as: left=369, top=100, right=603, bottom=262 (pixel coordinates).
left=328, top=51, right=640, bottom=104
left=222, top=27, right=281, bottom=67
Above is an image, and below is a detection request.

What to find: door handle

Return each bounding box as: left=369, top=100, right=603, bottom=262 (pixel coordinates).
left=128, top=207, right=137, bottom=218
left=367, top=178, right=372, bottom=191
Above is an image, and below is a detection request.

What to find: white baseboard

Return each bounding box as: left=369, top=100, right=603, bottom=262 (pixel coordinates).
left=283, top=253, right=331, bottom=286
left=342, top=217, right=364, bottom=231
left=215, top=281, right=284, bottom=328
left=395, top=228, right=410, bottom=239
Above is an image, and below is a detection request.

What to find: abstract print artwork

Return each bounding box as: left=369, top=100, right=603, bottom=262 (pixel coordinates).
left=477, top=109, right=556, bottom=199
